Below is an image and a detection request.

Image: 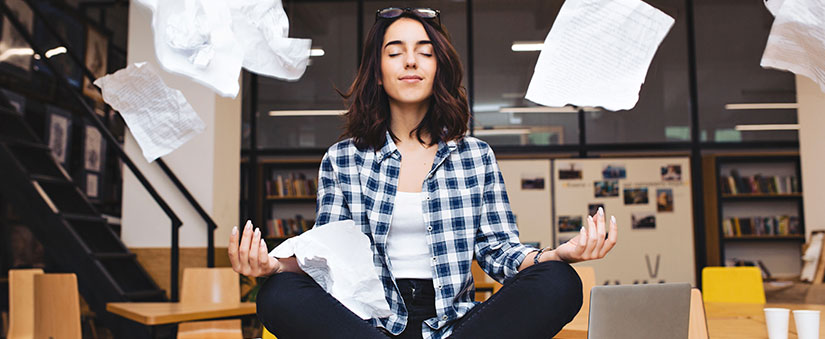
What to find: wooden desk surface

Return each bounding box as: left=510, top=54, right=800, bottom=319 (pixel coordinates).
left=106, top=302, right=256, bottom=325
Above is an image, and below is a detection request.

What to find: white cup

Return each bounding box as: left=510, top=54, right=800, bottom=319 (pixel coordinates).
left=793, top=310, right=820, bottom=339
left=764, top=308, right=790, bottom=339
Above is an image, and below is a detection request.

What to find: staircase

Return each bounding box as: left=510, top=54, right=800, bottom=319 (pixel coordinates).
left=0, top=105, right=166, bottom=335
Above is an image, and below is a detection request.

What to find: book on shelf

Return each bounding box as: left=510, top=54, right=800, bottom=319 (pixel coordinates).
left=722, top=215, right=801, bottom=237
left=265, top=215, right=316, bottom=238
left=265, top=172, right=318, bottom=197
left=720, top=171, right=800, bottom=195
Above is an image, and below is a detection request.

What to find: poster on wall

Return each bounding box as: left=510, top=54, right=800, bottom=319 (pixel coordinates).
left=554, top=157, right=694, bottom=285
left=45, top=105, right=72, bottom=165
left=83, top=25, right=108, bottom=102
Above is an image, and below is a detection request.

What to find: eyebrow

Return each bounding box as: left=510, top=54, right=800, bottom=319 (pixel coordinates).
left=384, top=40, right=433, bottom=49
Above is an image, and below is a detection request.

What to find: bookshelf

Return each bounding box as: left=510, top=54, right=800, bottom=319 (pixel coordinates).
left=703, top=153, right=804, bottom=277
left=256, top=157, right=321, bottom=245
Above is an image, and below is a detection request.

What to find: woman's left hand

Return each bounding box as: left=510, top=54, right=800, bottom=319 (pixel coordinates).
left=555, top=207, right=617, bottom=263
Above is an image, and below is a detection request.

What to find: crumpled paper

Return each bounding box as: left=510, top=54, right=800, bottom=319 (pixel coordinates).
left=760, top=0, right=825, bottom=94
left=94, top=63, right=205, bottom=162
left=270, top=220, right=392, bottom=320
left=135, top=0, right=311, bottom=98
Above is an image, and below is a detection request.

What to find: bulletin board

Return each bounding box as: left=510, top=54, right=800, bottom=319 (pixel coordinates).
left=553, top=157, right=695, bottom=285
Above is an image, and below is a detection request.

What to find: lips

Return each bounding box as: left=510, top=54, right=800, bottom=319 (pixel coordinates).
left=399, top=75, right=423, bottom=82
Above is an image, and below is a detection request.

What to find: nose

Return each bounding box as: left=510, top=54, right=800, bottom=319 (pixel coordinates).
left=405, top=52, right=417, bottom=69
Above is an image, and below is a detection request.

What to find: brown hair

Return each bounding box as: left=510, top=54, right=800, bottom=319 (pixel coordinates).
left=339, top=12, right=469, bottom=151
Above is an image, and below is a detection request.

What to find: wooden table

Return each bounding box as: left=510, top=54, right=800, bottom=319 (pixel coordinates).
left=556, top=302, right=825, bottom=338
left=106, top=302, right=256, bottom=325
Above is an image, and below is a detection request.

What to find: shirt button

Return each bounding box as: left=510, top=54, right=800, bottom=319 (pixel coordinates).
left=432, top=257, right=437, bottom=263
left=427, top=226, right=433, bottom=231
left=442, top=315, right=448, bottom=320
left=426, top=196, right=431, bottom=200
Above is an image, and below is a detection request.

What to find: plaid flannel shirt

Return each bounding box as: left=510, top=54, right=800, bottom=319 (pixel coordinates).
left=314, top=132, right=537, bottom=339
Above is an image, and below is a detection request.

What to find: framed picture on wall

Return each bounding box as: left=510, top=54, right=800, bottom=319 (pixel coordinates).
left=85, top=172, right=99, bottom=199
left=0, top=0, right=34, bottom=75
left=82, top=24, right=107, bottom=102
left=45, top=105, right=72, bottom=166
left=83, top=123, right=104, bottom=172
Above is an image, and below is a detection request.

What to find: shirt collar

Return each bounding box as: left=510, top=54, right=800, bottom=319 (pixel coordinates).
left=375, top=130, right=459, bottom=164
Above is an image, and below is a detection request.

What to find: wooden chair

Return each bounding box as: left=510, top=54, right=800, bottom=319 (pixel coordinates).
left=177, top=267, right=243, bottom=339
left=7, top=268, right=43, bottom=339
left=570, top=266, right=595, bottom=328
left=34, top=273, right=82, bottom=339
left=701, top=266, right=766, bottom=304
left=689, top=288, right=709, bottom=339
left=471, top=260, right=502, bottom=302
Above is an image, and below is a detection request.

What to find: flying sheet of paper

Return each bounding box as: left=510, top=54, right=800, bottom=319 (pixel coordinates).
left=230, top=0, right=312, bottom=80
left=760, top=0, right=825, bottom=94
left=135, top=0, right=311, bottom=98
left=271, top=220, right=392, bottom=320
left=94, top=63, right=205, bottom=162
left=763, top=0, right=786, bottom=16
left=525, top=0, right=675, bottom=111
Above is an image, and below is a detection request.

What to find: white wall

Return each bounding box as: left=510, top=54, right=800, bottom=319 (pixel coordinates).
left=498, top=159, right=553, bottom=248
left=797, top=75, right=825, bottom=239
left=121, top=3, right=240, bottom=248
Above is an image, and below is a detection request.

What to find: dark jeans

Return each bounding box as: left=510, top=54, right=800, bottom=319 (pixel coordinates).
left=256, top=260, right=582, bottom=339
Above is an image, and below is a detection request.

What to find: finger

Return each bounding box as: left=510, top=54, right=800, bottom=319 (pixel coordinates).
left=592, top=207, right=607, bottom=258
left=600, top=215, right=619, bottom=257
left=584, top=215, right=598, bottom=259
left=238, top=220, right=253, bottom=273
left=228, top=226, right=240, bottom=271
left=249, top=227, right=262, bottom=274
left=257, top=238, right=277, bottom=275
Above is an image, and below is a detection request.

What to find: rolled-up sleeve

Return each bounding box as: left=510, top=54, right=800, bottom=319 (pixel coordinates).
left=314, top=151, right=352, bottom=227
left=474, top=146, right=537, bottom=283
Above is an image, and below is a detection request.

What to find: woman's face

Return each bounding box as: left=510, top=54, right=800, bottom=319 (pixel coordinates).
left=380, top=18, right=437, bottom=106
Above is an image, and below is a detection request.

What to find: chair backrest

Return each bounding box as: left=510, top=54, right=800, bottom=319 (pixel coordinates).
left=180, top=267, right=240, bottom=304
left=571, top=266, right=595, bottom=327
left=689, top=288, right=709, bottom=339
left=7, top=268, right=43, bottom=339
left=33, top=273, right=81, bottom=339
left=701, top=266, right=766, bottom=304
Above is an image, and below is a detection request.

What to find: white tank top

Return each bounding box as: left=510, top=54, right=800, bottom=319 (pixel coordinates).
left=387, top=191, right=433, bottom=279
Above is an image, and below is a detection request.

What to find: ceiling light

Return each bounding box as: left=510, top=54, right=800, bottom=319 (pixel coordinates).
left=734, top=124, right=800, bottom=131
left=310, top=48, right=325, bottom=57
left=0, top=47, right=33, bottom=62
left=268, top=110, right=346, bottom=117
left=725, top=103, right=798, bottom=110
left=499, top=106, right=579, bottom=113
left=45, top=46, right=66, bottom=58
left=473, top=128, right=532, bottom=136
left=511, top=41, right=544, bottom=52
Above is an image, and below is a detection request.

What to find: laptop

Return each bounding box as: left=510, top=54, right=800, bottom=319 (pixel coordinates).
left=587, top=283, right=691, bottom=339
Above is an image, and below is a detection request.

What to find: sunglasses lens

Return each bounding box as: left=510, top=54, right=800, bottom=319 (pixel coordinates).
left=414, top=8, right=437, bottom=19
left=378, top=8, right=404, bottom=18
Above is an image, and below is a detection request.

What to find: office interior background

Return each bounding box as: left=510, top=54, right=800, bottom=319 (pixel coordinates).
left=1, top=0, right=824, bottom=338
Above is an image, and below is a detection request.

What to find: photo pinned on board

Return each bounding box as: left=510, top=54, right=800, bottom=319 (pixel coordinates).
left=661, top=165, right=681, bottom=181
left=559, top=163, right=582, bottom=180
left=602, top=164, right=626, bottom=179
left=594, top=180, right=619, bottom=197
left=656, top=188, right=674, bottom=212
left=632, top=212, right=656, bottom=229
left=521, top=176, right=545, bottom=190
left=623, top=187, right=649, bottom=205
left=558, top=215, right=583, bottom=233
left=588, top=203, right=604, bottom=218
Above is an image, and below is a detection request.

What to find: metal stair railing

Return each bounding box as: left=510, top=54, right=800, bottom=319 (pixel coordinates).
left=0, top=0, right=219, bottom=301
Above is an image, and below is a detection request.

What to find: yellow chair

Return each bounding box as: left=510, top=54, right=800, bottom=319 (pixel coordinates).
left=263, top=327, right=277, bottom=339
left=701, top=266, right=766, bottom=304
left=177, top=268, right=243, bottom=339
left=570, top=266, right=596, bottom=328
left=34, top=273, right=82, bottom=339
left=7, top=268, right=43, bottom=339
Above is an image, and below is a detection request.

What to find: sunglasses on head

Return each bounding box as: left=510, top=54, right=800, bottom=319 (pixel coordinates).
left=375, top=7, right=441, bottom=27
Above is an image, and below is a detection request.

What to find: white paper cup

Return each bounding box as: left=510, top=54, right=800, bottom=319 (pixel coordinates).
left=793, top=310, right=820, bottom=339
left=764, top=308, right=790, bottom=339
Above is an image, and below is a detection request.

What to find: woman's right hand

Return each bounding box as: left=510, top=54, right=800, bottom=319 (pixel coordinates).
left=228, top=220, right=281, bottom=277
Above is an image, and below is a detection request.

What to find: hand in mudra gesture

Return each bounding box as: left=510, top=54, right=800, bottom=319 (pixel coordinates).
left=555, top=207, right=618, bottom=263
left=228, top=220, right=281, bottom=277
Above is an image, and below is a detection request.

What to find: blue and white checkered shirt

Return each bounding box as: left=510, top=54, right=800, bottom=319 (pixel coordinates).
left=314, top=132, right=537, bottom=339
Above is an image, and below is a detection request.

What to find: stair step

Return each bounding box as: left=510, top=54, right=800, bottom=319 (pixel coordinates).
left=62, top=213, right=106, bottom=223
left=93, top=252, right=136, bottom=260
left=0, top=138, right=49, bottom=150
left=123, top=289, right=167, bottom=301
left=30, top=173, right=71, bottom=185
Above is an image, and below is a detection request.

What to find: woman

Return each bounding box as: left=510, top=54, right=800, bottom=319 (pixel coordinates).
left=228, top=7, right=618, bottom=339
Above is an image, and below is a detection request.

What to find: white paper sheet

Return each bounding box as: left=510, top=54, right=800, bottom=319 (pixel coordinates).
left=230, top=0, right=312, bottom=81
left=94, top=63, right=205, bottom=162
left=134, top=0, right=311, bottom=98
left=271, top=220, right=392, bottom=320
left=760, top=0, right=825, bottom=94
left=525, top=0, right=675, bottom=111
left=764, top=0, right=786, bottom=16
